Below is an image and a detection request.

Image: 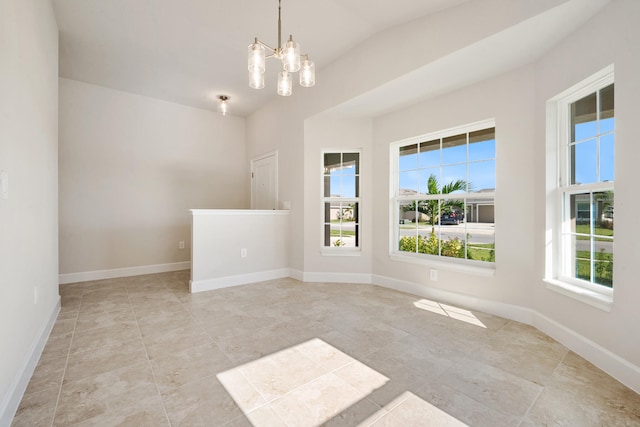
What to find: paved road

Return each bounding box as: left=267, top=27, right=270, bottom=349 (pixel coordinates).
left=399, top=223, right=495, bottom=245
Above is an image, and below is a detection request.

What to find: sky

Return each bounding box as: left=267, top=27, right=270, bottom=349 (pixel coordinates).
left=398, top=138, right=496, bottom=193
left=573, top=118, right=614, bottom=184
left=327, top=117, right=614, bottom=198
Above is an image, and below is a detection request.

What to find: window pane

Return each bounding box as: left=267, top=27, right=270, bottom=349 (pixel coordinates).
left=465, top=198, right=495, bottom=224
left=469, top=127, right=495, bottom=145
left=441, top=164, right=467, bottom=193
left=468, top=160, right=495, bottom=192
left=571, top=139, right=597, bottom=185
left=569, top=193, right=590, bottom=230
left=600, top=133, right=614, bottom=182
left=343, top=152, right=359, bottom=174
left=468, top=135, right=495, bottom=162
left=399, top=171, right=419, bottom=193
left=419, top=139, right=440, bottom=168
left=399, top=201, right=418, bottom=253
left=324, top=202, right=331, bottom=223
left=419, top=168, right=440, bottom=195
left=325, top=202, right=358, bottom=248
left=571, top=92, right=597, bottom=141
left=594, top=240, right=613, bottom=288
left=399, top=144, right=418, bottom=171
left=466, top=214, right=495, bottom=263
left=437, top=198, right=464, bottom=260
left=594, top=191, right=614, bottom=237
left=600, top=84, right=614, bottom=122
left=324, top=153, right=341, bottom=174
left=342, top=175, right=356, bottom=198
left=573, top=235, right=591, bottom=283
left=325, top=172, right=342, bottom=197
left=442, top=133, right=466, bottom=165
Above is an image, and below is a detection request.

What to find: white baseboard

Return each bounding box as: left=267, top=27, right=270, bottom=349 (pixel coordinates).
left=0, top=298, right=60, bottom=427
left=190, top=268, right=290, bottom=293
left=371, top=273, right=640, bottom=394
left=289, top=269, right=304, bottom=281
left=301, top=272, right=373, bottom=284
left=59, top=261, right=191, bottom=284
left=532, top=311, right=640, bottom=394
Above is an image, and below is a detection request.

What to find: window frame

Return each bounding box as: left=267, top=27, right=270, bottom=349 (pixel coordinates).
left=321, top=149, right=362, bottom=255
left=389, top=119, right=496, bottom=273
left=545, top=65, right=614, bottom=310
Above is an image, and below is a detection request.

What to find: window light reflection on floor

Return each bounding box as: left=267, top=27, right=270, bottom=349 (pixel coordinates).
left=413, top=299, right=487, bottom=328
left=217, top=338, right=468, bottom=426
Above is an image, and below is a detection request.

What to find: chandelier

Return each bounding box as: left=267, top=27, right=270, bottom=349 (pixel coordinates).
left=247, top=0, right=315, bottom=96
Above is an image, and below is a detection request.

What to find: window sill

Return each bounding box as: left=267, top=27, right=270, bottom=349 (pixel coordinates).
left=543, top=278, right=612, bottom=312
left=321, top=248, right=362, bottom=257
left=390, top=253, right=495, bottom=277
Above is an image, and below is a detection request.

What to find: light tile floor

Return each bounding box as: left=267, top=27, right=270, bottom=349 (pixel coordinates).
left=11, top=271, right=640, bottom=426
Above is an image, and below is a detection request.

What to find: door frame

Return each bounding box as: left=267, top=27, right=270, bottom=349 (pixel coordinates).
left=250, top=150, right=279, bottom=210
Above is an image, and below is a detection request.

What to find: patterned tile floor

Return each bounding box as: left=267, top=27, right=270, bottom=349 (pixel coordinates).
left=11, top=271, right=640, bottom=426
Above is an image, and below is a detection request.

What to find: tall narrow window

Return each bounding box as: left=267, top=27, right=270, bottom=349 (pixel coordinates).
left=322, top=151, right=360, bottom=249
left=559, top=80, right=614, bottom=289
left=391, top=121, right=496, bottom=266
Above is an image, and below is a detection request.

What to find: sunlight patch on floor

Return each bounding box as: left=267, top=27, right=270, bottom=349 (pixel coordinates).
left=217, top=338, right=467, bottom=426
left=413, top=299, right=486, bottom=328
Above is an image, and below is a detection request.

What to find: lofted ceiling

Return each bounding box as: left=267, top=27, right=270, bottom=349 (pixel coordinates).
left=52, top=0, right=472, bottom=117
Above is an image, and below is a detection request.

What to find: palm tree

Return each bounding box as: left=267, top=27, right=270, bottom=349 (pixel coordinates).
left=405, top=174, right=468, bottom=233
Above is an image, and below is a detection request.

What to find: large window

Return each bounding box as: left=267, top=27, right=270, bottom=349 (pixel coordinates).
left=391, top=121, right=496, bottom=265
left=323, top=151, right=360, bottom=249
left=555, top=73, right=614, bottom=290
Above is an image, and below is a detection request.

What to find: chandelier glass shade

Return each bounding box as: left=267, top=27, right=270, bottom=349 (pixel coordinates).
left=248, top=0, right=315, bottom=96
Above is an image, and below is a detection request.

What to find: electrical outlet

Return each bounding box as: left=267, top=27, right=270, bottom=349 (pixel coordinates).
left=241, top=248, right=247, bottom=258
left=179, top=241, right=185, bottom=250
left=430, top=269, right=438, bottom=281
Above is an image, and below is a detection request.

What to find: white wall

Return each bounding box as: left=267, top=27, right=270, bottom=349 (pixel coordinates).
left=246, top=0, right=639, bottom=391
left=246, top=0, right=573, bottom=274
left=59, top=79, right=247, bottom=278
left=371, top=66, right=537, bottom=308
left=190, top=210, right=290, bottom=292
left=0, top=0, right=59, bottom=423
left=533, top=0, right=640, bottom=368
left=303, top=115, right=373, bottom=279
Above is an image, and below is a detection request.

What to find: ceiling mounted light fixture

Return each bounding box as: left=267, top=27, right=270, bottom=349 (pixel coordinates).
left=248, top=0, right=315, bottom=96
left=217, top=95, right=229, bottom=116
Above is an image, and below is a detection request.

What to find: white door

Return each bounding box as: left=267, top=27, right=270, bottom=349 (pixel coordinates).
left=251, top=152, right=278, bottom=210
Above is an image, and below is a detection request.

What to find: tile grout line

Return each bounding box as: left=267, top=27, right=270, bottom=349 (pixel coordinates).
left=128, top=282, right=174, bottom=427
left=49, top=285, right=83, bottom=427
left=517, top=347, right=571, bottom=426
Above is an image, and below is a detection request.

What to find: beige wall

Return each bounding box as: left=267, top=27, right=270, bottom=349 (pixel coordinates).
left=0, top=0, right=59, bottom=422
left=59, top=79, right=247, bottom=275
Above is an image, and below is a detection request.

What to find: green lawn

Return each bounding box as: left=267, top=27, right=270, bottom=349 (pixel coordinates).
left=574, top=224, right=614, bottom=240
left=330, top=229, right=356, bottom=237
left=467, top=244, right=495, bottom=262
left=575, top=250, right=613, bottom=287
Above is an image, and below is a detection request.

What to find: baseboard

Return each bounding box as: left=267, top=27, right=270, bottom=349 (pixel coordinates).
left=59, top=261, right=191, bottom=284
left=532, top=311, right=640, bottom=394
left=371, top=274, right=534, bottom=324
left=371, top=273, right=640, bottom=394
left=0, top=298, right=60, bottom=427
left=301, top=272, right=373, bottom=284
left=190, top=268, right=290, bottom=293
left=289, top=268, right=304, bottom=281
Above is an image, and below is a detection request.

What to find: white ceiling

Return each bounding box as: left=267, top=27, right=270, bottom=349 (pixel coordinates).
left=52, top=0, right=472, bottom=117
